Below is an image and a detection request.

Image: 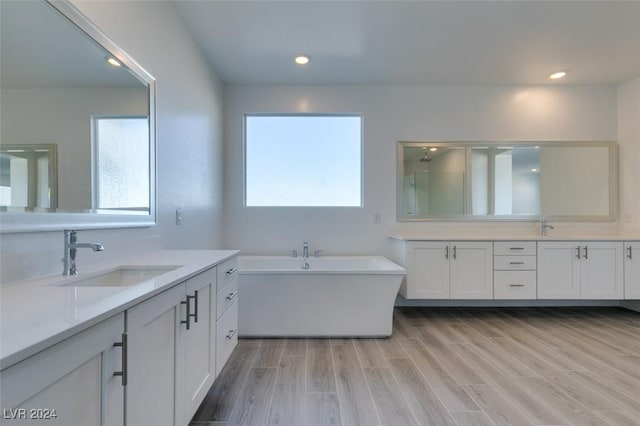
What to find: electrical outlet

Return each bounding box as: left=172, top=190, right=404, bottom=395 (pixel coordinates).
left=374, top=213, right=381, bottom=224
left=176, top=208, right=183, bottom=225
left=623, top=212, right=631, bottom=223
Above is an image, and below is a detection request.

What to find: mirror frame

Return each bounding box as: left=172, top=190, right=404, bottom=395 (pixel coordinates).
left=397, top=140, right=618, bottom=222
left=0, top=0, right=157, bottom=233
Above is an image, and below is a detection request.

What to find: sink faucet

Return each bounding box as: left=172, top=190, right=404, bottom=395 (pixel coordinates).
left=540, top=220, right=555, bottom=237
left=63, top=230, right=104, bottom=276
left=302, top=241, right=309, bottom=259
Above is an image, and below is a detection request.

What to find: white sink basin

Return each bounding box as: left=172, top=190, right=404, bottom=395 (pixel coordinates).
left=55, top=265, right=182, bottom=288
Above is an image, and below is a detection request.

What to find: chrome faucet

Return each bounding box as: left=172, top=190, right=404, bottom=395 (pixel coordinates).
left=63, top=230, right=104, bottom=276
left=303, top=241, right=309, bottom=258
left=540, top=220, right=555, bottom=237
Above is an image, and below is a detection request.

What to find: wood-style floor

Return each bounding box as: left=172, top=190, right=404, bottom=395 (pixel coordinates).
left=190, top=307, right=640, bottom=426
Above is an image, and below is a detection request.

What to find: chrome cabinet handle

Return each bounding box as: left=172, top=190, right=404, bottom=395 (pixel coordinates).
left=445, top=246, right=449, bottom=259
left=576, top=246, right=581, bottom=259
left=226, top=329, right=238, bottom=340
left=627, top=246, right=633, bottom=260
left=509, top=247, right=525, bottom=251
left=226, top=291, right=238, bottom=301
left=509, top=262, right=525, bottom=265
left=113, top=332, right=128, bottom=386
left=226, top=267, right=238, bottom=275
left=453, top=246, right=457, bottom=260
left=509, top=284, right=525, bottom=287
left=584, top=246, right=588, bottom=260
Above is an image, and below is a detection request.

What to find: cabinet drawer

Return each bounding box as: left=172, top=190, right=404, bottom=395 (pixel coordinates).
left=494, top=256, right=536, bottom=270
left=216, top=301, right=238, bottom=375
left=494, top=241, right=536, bottom=256
left=494, top=271, right=537, bottom=299
left=216, top=278, right=238, bottom=320
left=216, top=257, right=238, bottom=292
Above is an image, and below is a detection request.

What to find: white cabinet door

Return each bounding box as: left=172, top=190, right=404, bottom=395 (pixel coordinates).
left=0, top=313, right=124, bottom=426
left=624, top=242, right=640, bottom=299
left=405, top=241, right=450, bottom=299
left=184, top=267, right=217, bottom=423
left=450, top=242, right=493, bottom=299
left=538, top=242, right=581, bottom=299
left=127, top=284, right=186, bottom=426
left=581, top=242, right=624, bottom=299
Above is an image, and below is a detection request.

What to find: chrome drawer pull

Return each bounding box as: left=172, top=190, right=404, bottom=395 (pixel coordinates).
left=226, top=329, right=238, bottom=340
left=509, top=247, right=525, bottom=250
left=628, top=246, right=633, bottom=260
left=226, top=267, right=238, bottom=275
left=226, top=291, right=238, bottom=301
left=509, top=284, right=525, bottom=287
left=509, top=262, right=525, bottom=265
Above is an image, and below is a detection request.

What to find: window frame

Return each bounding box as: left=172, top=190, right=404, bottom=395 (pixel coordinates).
left=243, top=113, right=364, bottom=208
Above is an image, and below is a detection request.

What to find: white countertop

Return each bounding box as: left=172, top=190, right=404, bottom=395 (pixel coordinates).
left=389, top=234, right=640, bottom=241
left=0, top=250, right=240, bottom=370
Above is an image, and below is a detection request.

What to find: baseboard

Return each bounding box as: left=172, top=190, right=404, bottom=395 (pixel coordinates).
left=394, top=296, right=623, bottom=308
left=620, top=300, right=640, bottom=312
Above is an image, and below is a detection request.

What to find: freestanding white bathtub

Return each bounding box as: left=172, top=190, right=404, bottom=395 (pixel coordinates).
left=237, top=256, right=406, bottom=337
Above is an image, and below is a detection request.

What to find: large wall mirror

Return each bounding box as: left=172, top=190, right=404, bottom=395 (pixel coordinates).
left=0, top=0, right=156, bottom=232
left=397, top=141, right=618, bottom=221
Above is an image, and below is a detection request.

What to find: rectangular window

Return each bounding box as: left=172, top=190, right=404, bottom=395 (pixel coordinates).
left=93, top=116, right=149, bottom=211
left=245, top=114, right=362, bottom=207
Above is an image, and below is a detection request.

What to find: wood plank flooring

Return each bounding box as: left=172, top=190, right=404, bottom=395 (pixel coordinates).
left=190, top=307, right=640, bottom=426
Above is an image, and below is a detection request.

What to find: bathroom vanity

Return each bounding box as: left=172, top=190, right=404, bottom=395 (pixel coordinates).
left=0, top=250, right=239, bottom=426
left=390, top=235, right=639, bottom=302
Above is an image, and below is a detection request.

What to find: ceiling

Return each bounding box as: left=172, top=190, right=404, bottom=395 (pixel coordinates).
left=171, top=0, right=640, bottom=86
left=0, top=1, right=144, bottom=89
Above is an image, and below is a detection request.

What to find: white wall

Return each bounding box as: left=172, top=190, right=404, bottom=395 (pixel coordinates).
left=223, top=85, right=619, bottom=256
left=1, top=1, right=225, bottom=283
left=617, top=76, right=640, bottom=229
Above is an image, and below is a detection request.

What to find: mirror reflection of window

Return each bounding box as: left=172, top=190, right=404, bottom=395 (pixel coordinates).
left=92, top=117, right=149, bottom=212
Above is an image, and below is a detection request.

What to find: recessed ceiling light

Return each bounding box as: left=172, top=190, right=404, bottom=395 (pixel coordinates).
left=106, top=56, right=122, bottom=67
left=421, top=147, right=428, bottom=150
left=294, top=54, right=311, bottom=65
left=549, top=71, right=567, bottom=80
left=531, top=168, right=539, bottom=172
left=429, top=147, right=438, bottom=152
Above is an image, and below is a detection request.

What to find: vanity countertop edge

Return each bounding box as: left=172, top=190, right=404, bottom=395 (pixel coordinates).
left=0, top=249, right=241, bottom=370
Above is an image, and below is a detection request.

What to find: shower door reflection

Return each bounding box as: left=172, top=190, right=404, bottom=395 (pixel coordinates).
left=0, top=144, right=57, bottom=211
